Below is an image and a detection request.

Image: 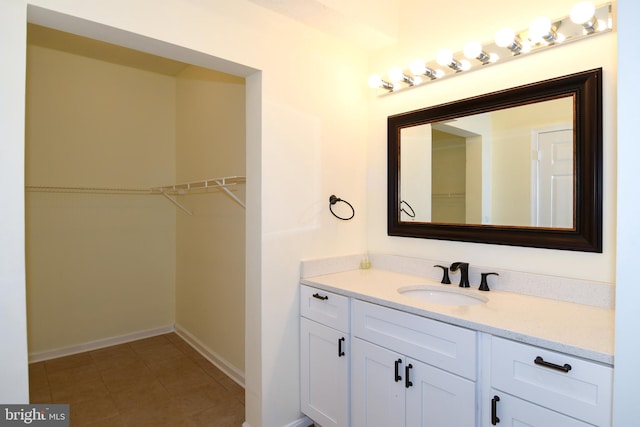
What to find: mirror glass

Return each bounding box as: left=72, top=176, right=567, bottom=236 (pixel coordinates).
left=400, top=96, right=574, bottom=227
left=388, top=69, right=602, bottom=252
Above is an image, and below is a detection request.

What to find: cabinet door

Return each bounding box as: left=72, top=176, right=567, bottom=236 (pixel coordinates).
left=352, top=337, right=405, bottom=427
left=405, top=358, right=476, bottom=427
left=488, top=392, right=592, bottom=427
left=300, top=318, right=349, bottom=427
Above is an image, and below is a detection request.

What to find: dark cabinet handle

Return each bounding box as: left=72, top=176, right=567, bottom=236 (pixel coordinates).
left=338, top=337, right=345, bottom=357
left=405, top=364, right=413, bottom=388
left=394, top=359, right=402, bottom=382
left=312, top=293, right=328, bottom=301
left=491, top=395, right=500, bottom=425
left=534, top=356, right=572, bottom=373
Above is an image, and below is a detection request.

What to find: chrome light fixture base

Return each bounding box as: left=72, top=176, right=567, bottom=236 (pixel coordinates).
left=369, top=1, right=612, bottom=95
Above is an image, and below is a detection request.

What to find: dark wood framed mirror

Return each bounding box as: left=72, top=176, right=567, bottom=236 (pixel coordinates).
left=388, top=68, right=602, bottom=252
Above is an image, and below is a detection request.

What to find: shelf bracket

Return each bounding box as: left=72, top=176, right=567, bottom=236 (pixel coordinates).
left=214, top=179, right=246, bottom=209
left=160, top=190, right=193, bottom=215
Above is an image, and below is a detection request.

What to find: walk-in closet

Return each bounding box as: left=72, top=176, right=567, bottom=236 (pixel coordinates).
left=24, top=24, right=246, bottom=384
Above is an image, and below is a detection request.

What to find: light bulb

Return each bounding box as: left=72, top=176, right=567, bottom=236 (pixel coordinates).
left=463, top=41, right=494, bottom=65
left=463, top=41, right=483, bottom=59
left=368, top=74, right=383, bottom=88
left=410, top=60, right=439, bottom=80
left=570, top=1, right=596, bottom=25
left=436, top=49, right=454, bottom=66
left=495, top=28, right=516, bottom=48
left=388, top=67, right=416, bottom=86
left=388, top=67, right=404, bottom=82
left=367, top=74, right=395, bottom=91
left=495, top=28, right=523, bottom=55
left=409, top=60, right=426, bottom=76
left=598, top=19, right=608, bottom=31
left=529, top=16, right=557, bottom=43
left=571, top=1, right=599, bottom=33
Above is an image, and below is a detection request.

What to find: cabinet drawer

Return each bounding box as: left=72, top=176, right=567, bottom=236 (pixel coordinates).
left=491, top=336, right=612, bottom=426
left=300, top=285, right=349, bottom=332
left=490, top=390, right=592, bottom=427
left=352, top=299, right=476, bottom=380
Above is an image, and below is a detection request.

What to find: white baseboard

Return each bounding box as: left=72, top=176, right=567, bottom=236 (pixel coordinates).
left=242, top=416, right=313, bottom=427
left=285, top=416, right=314, bottom=427
left=174, top=323, right=245, bottom=388
left=28, top=325, right=175, bottom=363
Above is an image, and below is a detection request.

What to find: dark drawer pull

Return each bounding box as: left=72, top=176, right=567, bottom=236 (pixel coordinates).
left=312, top=293, right=328, bottom=301
left=491, top=395, right=500, bottom=425
left=338, top=337, right=345, bottom=357
left=534, top=356, right=572, bottom=373
left=394, top=359, right=402, bottom=382
left=405, top=364, right=413, bottom=388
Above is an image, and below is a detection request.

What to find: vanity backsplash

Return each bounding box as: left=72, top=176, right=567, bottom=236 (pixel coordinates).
left=300, top=253, right=614, bottom=309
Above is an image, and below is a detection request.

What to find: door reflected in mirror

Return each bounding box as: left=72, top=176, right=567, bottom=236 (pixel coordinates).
left=400, top=96, right=574, bottom=228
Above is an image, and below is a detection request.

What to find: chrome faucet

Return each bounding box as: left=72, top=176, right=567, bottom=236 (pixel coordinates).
left=450, top=262, right=470, bottom=288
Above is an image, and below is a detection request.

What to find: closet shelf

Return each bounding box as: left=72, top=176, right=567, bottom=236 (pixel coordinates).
left=25, top=175, right=246, bottom=214
left=152, top=176, right=245, bottom=195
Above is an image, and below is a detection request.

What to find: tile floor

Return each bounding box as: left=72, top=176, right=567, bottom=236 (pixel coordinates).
left=28, top=333, right=245, bottom=426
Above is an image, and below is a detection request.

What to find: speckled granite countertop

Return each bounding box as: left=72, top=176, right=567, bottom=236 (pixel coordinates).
left=301, top=268, right=614, bottom=365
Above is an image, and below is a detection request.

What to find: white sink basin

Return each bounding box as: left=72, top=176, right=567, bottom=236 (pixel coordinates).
left=397, top=285, right=488, bottom=306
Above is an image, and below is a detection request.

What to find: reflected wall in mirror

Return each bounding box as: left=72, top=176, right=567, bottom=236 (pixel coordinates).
left=401, top=96, right=574, bottom=227
left=388, top=69, right=602, bottom=252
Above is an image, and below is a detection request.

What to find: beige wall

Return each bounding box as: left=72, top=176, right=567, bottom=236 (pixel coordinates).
left=465, top=135, right=482, bottom=224
left=175, top=66, right=246, bottom=376
left=25, top=44, right=247, bottom=378
left=25, top=44, right=178, bottom=355
left=431, top=132, right=466, bottom=223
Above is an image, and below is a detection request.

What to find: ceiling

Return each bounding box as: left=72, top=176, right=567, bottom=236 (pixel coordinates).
left=27, top=24, right=190, bottom=76
left=246, top=0, right=398, bottom=50
left=27, top=0, right=391, bottom=77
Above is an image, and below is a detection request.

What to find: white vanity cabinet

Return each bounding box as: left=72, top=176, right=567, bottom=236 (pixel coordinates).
left=299, top=278, right=614, bottom=427
left=351, top=300, right=477, bottom=427
left=300, top=285, right=350, bottom=427
left=486, top=336, right=613, bottom=427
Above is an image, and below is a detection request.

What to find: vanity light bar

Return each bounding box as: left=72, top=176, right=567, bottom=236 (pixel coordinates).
left=368, top=1, right=612, bottom=94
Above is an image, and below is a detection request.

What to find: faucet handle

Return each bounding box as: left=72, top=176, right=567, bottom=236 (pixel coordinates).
left=479, top=272, right=499, bottom=291
left=433, top=265, right=451, bottom=284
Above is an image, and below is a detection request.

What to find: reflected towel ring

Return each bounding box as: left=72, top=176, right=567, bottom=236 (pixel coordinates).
left=400, top=200, right=416, bottom=218
left=329, top=195, right=355, bottom=220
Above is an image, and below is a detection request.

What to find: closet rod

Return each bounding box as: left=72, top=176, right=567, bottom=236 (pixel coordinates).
left=25, top=186, right=157, bottom=195
left=432, top=192, right=466, bottom=199
left=26, top=175, right=247, bottom=211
